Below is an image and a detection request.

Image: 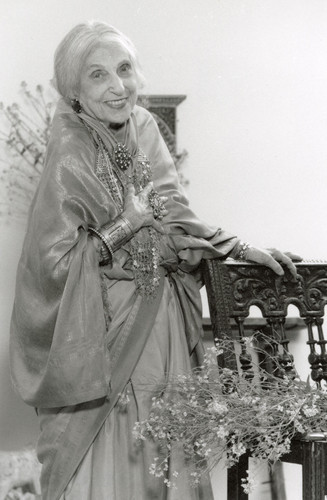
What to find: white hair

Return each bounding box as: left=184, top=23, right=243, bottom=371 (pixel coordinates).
left=52, top=21, right=145, bottom=99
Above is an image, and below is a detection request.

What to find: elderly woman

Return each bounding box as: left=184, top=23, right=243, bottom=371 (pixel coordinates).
left=10, top=21, right=298, bottom=500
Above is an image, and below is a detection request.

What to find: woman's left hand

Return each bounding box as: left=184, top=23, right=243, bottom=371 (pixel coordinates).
left=245, top=247, right=302, bottom=279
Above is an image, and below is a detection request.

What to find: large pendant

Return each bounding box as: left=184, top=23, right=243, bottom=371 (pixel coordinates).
left=114, top=143, right=132, bottom=171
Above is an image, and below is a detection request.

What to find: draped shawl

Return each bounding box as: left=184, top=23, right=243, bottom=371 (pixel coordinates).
left=10, top=99, right=238, bottom=409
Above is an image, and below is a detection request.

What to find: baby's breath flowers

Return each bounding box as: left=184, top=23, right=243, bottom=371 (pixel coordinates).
left=133, top=336, right=327, bottom=494
left=241, top=470, right=257, bottom=494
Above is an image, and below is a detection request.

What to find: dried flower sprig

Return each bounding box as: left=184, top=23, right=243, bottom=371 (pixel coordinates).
left=0, top=82, right=56, bottom=219
left=133, top=334, right=327, bottom=494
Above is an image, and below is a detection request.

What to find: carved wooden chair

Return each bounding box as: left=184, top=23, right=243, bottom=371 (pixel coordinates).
left=202, top=259, right=327, bottom=500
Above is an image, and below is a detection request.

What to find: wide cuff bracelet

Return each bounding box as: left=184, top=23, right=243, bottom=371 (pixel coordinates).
left=101, top=214, right=134, bottom=252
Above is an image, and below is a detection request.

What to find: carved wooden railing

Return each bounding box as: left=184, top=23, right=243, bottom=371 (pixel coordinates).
left=202, top=259, right=327, bottom=500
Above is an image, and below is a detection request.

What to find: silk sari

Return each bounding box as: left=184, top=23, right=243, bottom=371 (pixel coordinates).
left=10, top=100, right=238, bottom=499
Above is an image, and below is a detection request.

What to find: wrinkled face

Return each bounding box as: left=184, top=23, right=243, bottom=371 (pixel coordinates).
left=78, top=42, right=138, bottom=125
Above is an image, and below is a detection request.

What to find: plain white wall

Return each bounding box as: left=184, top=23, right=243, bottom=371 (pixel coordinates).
left=2, top=0, right=327, bottom=253
left=1, top=0, right=327, bottom=497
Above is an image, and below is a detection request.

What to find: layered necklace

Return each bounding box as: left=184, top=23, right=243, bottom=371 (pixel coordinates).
left=77, top=108, right=162, bottom=298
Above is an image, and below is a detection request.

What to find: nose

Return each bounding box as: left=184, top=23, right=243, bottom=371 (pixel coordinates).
left=108, top=74, right=124, bottom=95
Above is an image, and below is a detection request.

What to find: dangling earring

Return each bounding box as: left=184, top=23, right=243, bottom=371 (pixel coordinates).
left=71, top=98, right=82, bottom=114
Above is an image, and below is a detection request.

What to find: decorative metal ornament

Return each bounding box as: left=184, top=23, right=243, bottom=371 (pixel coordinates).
left=71, top=98, right=82, bottom=114
left=113, top=143, right=132, bottom=171
left=148, top=189, right=166, bottom=220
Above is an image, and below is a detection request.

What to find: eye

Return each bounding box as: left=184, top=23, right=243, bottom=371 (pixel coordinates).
left=118, top=63, right=132, bottom=75
left=91, top=70, right=104, bottom=79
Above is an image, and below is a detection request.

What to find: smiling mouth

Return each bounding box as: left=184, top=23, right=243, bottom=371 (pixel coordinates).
left=104, top=98, right=128, bottom=109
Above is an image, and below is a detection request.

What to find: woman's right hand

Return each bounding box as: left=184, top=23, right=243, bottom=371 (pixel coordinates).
left=122, top=182, right=168, bottom=233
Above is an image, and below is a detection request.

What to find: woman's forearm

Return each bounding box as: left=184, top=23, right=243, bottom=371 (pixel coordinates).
left=89, top=213, right=134, bottom=265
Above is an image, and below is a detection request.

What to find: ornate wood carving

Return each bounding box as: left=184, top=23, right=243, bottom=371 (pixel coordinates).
left=202, top=258, right=327, bottom=500
left=137, top=95, right=186, bottom=155
left=203, top=259, right=327, bottom=383
left=208, top=260, right=327, bottom=318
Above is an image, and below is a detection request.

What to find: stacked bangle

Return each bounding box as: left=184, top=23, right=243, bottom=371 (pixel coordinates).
left=88, top=226, right=113, bottom=266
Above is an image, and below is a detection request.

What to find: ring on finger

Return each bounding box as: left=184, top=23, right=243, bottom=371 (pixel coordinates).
left=148, top=189, right=166, bottom=220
